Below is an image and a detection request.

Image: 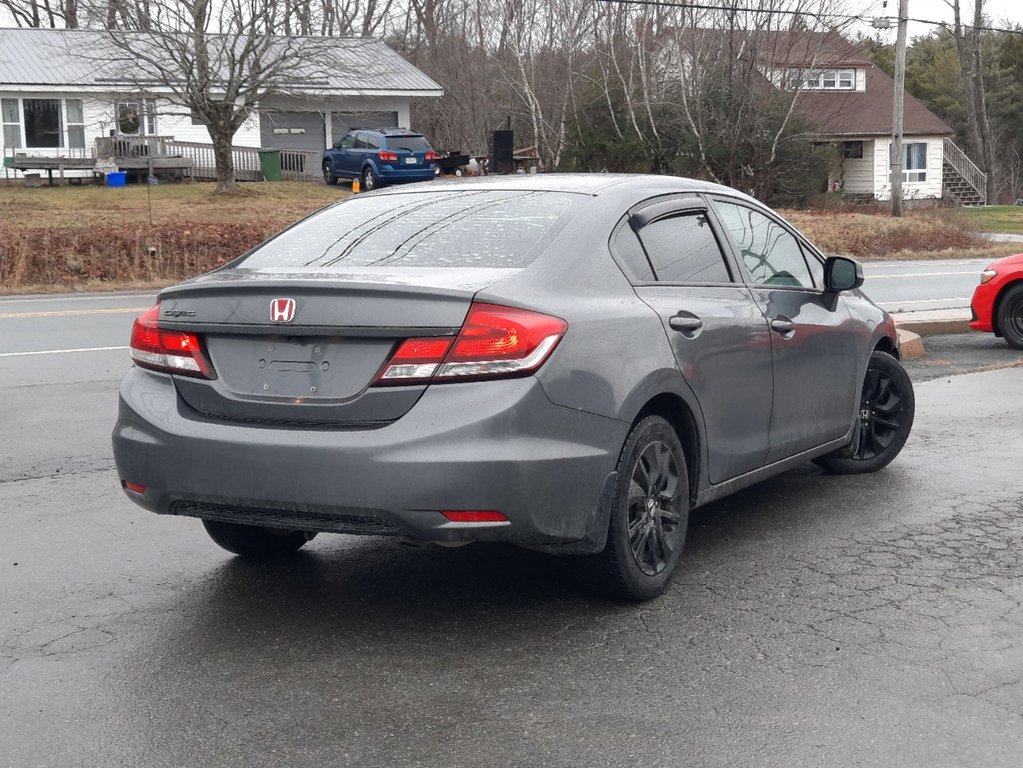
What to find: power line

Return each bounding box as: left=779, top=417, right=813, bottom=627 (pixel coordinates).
left=589, top=0, right=1023, bottom=36
left=590, top=0, right=871, bottom=25
left=901, top=15, right=1023, bottom=35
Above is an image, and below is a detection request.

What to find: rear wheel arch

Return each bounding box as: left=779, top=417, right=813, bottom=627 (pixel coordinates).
left=633, top=393, right=701, bottom=507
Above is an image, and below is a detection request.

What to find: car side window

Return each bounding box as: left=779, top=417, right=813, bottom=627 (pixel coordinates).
left=364, top=134, right=381, bottom=150
left=634, top=212, right=731, bottom=284
left=339, top=134, right=355, bottom=149
left=713, top=201, right=815, bottom=289
left=802, top=243, right=825, bottom=286
left=611, top=225, right=656, bottom=282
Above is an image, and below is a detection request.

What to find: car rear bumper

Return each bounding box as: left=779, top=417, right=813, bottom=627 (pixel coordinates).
left=376, top=165, right=436, bottom=183
left=112, top=369, right=626, bottom=548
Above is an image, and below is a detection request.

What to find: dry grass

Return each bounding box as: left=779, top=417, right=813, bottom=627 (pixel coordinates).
left=0, top=181, right=345, bottom=227
left=2, top=181, right=1019, bottom=292
left=781, top=208, right=1021, bottom=261
left=0, top=182, right=347, bottom=292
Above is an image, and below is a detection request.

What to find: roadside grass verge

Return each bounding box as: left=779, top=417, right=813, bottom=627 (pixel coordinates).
left=952, top=205, right=1023, bottom=234
left=0, top=182, right=347, bottom=292
left=3, top=181, right=1021, bottom=293
left=782, top=209, right=1021, bottom=261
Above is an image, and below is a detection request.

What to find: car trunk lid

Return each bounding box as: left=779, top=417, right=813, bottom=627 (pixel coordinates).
left=157, top=267, right=517, bottom=426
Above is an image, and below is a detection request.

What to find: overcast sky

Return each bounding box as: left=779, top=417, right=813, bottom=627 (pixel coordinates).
left=1, top=1, right=1021, bottom=41
left=869, top=0, right=1023, bottom=38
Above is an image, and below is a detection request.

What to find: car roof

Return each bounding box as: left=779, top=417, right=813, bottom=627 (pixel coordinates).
left=369, top=128, right=424, bottom=137
left=369, top=173, right=758, bottom=202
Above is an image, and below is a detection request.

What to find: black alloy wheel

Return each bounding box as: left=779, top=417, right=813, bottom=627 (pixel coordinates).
left=627, top=439, right=687, bottom=576
left=591, top=415, right=689, bottom=601
left=323, top=162, right=338, bottom=186
left=997, top=284, right=1023, bottom=350
left=814, top=351, right=915, bottom=474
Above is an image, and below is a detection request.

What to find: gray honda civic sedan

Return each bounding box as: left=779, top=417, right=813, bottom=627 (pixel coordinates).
left=112, top=174, right=914, bottom=601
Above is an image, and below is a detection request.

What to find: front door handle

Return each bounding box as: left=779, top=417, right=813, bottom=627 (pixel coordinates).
left=669, top=314, right=704, bottom=333
left=770, top=316, right=796, bottom=335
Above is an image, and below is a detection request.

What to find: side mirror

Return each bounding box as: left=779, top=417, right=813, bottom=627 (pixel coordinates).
left=823, top=256, right=864, bottom=293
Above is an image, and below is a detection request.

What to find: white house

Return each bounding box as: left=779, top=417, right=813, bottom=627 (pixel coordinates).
left=679, top=29, right=987, bottom=206
left=0, top=28, right=443, bottom=180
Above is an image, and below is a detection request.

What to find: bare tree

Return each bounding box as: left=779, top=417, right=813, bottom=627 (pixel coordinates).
left=947, top=0, right=995, bottom=199
left=97, top=0, right=347, bottom=193
left=1, top=0, right=78, bottom=27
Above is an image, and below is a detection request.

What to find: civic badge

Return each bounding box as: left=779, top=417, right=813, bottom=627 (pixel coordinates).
left=270, top=298, right=296, bottom=323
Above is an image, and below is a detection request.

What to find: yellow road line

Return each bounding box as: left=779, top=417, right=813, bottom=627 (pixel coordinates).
left=0, top=307, right=149, bottom=320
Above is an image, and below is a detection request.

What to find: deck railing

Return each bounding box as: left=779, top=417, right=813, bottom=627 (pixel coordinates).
left=5, top=136, right=322, bottom=182
left=943, top=137, right=987, bottom=205
left=161, top=140, right=262, bottom=181
left=159, top=140, right=320, bottom=181
left=280, top=150, right=322, bottom=181
left=95, top=135, right=172, bottom=159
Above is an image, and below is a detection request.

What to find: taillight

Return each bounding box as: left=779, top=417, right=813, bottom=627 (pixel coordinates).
left=130, top=306, right=214, bottom=378
left=425, top=151, right=439, bottom=161
left=378, top=150, right=399, bottom=162
left=375, top=303, right=566, bottom=385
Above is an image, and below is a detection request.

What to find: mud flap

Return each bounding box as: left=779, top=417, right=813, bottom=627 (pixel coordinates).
left=535, top=471, right=618, bottom=555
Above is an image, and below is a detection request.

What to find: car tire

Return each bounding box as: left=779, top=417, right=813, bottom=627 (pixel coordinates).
left=322, top=162, right=338, bottom=186
left=202, top=519, right=313, bottom=558
left=814, top=350, right=915, bottom=475
left=996, top=283, right=1023, bottom=350
left=589, top=415, right=690, bottom=602
left=362, top=166, right=379, bottom=191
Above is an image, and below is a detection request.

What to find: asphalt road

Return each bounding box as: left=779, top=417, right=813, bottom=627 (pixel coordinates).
left=860, top=257, right=991, bottom=313
left=2, top=292, right=1022, bottom=767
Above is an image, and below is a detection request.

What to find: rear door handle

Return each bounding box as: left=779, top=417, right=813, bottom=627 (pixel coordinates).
left=770, top=317, right=796, bottom=334
left=669, top=314, right=704, bottom=333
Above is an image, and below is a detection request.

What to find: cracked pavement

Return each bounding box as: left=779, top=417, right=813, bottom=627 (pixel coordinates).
left=1, top=347, right=1022, bottom=766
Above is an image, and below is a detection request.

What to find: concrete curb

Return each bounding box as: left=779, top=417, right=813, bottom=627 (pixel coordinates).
left=896, top=329, right=925, bottom=360
left=894, top=317, right=972, bottom=336
left=891, top=309, right=972, bottom=338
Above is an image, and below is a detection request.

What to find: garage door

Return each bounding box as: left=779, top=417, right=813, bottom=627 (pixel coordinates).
left=330, top=112, right=399, bottom=142
left=259, top=111, right=327, bottom=153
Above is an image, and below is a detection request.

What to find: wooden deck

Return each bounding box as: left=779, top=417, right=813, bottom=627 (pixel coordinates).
left=5, top=133, right=319, bottom=184
left=7, top=153, right=193, bottom=185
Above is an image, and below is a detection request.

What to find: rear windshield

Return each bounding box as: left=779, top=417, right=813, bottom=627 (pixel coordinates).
left=386, top=136, right=431, bottom=152
left=236, top=190, right=582, bottom=270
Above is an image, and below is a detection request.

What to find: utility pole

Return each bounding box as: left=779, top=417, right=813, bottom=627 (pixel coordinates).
left=890, top=0, right=909, bottom=217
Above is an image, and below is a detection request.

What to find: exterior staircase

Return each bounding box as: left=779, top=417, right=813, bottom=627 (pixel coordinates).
left=942, top=137, right=987, bottom=207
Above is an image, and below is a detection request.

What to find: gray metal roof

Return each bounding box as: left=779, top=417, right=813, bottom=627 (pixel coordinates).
left=0, top=28, right=443, bottom=94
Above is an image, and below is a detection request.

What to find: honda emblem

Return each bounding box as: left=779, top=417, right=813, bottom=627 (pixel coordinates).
left=270, top=298, right=296, bottom=323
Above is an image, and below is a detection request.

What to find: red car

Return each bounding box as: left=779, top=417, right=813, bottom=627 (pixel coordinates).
left=970, top=253, right=1023, bottom=349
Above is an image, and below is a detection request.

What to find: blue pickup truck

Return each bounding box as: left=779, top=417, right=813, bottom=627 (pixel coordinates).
left=322, top=128, right=439, bottom=190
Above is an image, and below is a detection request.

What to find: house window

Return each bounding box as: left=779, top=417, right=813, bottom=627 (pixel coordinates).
left=789, top=68, right=856, bottom=90
left=903, top=142, right=927, bottom=183
left=1, top=98, right=20, bottom=149
left=841, top=141, right=864, bottom=159
left=116, top=100, right=157, bottom=135
left=66, top=99, right=85, bottom=150
left=24, top=98, right=63, bottom=148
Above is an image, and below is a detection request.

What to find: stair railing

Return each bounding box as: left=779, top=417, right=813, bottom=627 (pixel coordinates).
left=943, top=137, right=987, bottom=205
